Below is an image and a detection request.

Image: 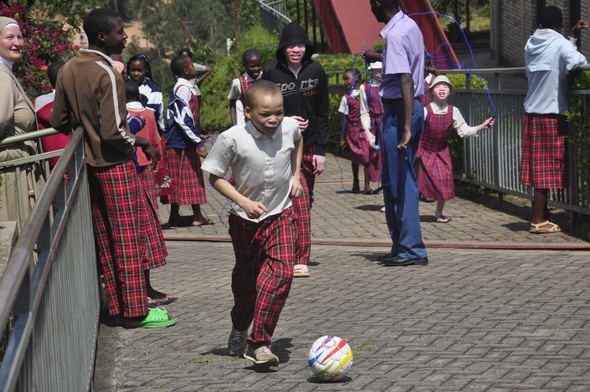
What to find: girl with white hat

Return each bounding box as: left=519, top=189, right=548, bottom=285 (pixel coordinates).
left=417, top=75, right=495, bottom=223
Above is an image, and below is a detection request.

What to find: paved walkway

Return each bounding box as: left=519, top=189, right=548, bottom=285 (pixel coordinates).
left=94, top=152, right=590, bottom=391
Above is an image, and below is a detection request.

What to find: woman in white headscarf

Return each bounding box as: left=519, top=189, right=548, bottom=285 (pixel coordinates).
left=0, top=16, right=43, bottom=227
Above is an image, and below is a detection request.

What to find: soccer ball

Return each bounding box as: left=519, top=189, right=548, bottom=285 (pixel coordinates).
left=308, top=335, right=353, bottom=381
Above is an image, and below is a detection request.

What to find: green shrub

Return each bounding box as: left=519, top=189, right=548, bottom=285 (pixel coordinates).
left=199, top=24, right=278, bottom=132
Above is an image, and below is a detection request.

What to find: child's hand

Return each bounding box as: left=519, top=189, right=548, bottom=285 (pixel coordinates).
left=290, top=177, right=303, bottom=199
left=340, top=137, right=346, bottom=150
left=241, top=199, right=268, bottom=219
left=197, top=146, right=208, bottom=158
left=484, top=117, right=495, bottom=129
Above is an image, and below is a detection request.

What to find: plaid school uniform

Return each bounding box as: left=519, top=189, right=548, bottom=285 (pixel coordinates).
left=166, top=148, right=207, bottom=205
left=166, top=84, right=208, bottom=205
left=88, top=160, right=149, bottom=318
left=238, top=75, right=253, bottom=110
left=228, top=208, right=297, bottom=348
left=343, top=92, right=371, bottom=166
left=519, top=113, right=567, bottom=189
left=292, top=143, right=314, bottom=266
left=417, top=105, right=455, bottom=201
left=364, top=82, right=383, bottom=182
left=138, top=167, right=168, bottom=270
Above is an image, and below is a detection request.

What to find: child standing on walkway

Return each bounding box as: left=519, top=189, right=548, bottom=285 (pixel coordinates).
left=228, top=49, right=263, bottom=126
left=202, top=80, right=303, bottom=366
left=360, top=61, right=384, bottom=186
left=339, top=68, right=375, bottom=194
left=127, top=54, right=171, bottom=201
left=125, top=80, right=176, bottom=306
left=50, top=8, right=176, bottom=328
left=417, top=75, right=495, bottom=223
left=164, top=55, right=213, bottom=228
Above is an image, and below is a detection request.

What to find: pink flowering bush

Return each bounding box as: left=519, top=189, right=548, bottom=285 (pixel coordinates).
left=1, top=2, right=77, bottom=98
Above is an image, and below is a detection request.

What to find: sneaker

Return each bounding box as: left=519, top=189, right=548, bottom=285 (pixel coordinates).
left=228, top=326, right=248, bottom=356
left=244, top=345, right=279, bottom=366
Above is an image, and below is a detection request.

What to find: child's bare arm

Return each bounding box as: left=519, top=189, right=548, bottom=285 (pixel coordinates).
left=290, top=137, right=304, bottom=199
left=209, top=174, right=268, bottom=219
left=229, top=99, right=237, bottom=126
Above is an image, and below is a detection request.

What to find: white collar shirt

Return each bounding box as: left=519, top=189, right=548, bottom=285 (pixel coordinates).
left=201, top=117, right=302, bottom=222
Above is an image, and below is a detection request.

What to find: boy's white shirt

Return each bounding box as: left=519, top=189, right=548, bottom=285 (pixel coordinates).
left=201, top=117, right=302, bottom=223
left=174, top=78, right=197, bottom=104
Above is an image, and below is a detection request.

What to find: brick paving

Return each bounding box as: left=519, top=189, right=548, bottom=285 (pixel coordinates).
left=94, top=152, right=590, bottom=391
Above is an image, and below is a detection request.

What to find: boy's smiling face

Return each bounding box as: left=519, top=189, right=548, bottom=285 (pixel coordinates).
left=245, top=92, right=284, bottom=137
left=244, top=56, right=262, bottom=79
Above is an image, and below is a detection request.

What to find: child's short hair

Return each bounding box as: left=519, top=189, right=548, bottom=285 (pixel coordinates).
left=344, top=68, right=361, bottom=81
left=125, top=79, right=141, bottom=102
left=170, top=55, right=191, bottom=78
left=538, top=6, right=563, bottom=30
left=245, top=80, right=281, bottom=108
left=242, top=49, right=261, bottom=64
left=47, top=61, right=65, bottom=88
left=178, top=48, right=193, bottom=59
left=83, top=8, right=120, bottom=46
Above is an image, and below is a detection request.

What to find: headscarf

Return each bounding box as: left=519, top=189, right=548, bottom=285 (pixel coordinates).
left=0, top=17, right=21, bottom=68
left=0, top=17, right=19, bottom=33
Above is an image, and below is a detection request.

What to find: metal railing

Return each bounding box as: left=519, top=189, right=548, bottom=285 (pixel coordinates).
left=259, top=0, right=291, bottom=34
left=447, top=66, right=590, bottom=220
left=0, top=128, right=99, bottom=391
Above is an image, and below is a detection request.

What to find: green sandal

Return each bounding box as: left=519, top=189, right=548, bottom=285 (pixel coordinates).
left=124, top=308, right=177, bottom=329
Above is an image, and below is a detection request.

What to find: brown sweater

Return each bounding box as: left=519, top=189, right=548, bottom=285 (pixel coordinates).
left=50, top=49, right=136, bottom=167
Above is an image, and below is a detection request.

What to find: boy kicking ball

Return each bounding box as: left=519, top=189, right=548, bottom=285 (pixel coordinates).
left=201, top=80, right=303, bottom=366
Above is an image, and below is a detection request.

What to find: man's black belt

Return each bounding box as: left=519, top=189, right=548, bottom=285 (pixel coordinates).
left=381, top=97, right=402, bottom=104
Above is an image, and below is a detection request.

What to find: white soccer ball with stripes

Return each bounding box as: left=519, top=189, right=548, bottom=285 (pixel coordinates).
left=308, top=335, right=353, bottom=381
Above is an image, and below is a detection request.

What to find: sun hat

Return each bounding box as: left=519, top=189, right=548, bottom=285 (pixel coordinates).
left=429, top=75, right=455, bottom=94
left=369, top=61, right=382, bottom=70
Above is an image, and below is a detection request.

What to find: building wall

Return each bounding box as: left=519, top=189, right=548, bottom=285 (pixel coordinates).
left=493, top=0, right=588, bottom=67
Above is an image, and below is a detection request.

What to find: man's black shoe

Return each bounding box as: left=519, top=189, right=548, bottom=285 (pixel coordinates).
left=382, top=256, right=428, bottom=266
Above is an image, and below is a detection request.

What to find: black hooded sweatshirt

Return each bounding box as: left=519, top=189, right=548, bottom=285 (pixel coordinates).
left=262, top=22, right=330, bottom=156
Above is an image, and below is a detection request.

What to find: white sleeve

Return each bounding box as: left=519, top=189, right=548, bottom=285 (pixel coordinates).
left=227, top=78, right=241, bottom=100
left=175, top=85, right=192, bottom=106
left=337, top=96, right=348, bottom=115
left=453, top=107, right=479, bottom=137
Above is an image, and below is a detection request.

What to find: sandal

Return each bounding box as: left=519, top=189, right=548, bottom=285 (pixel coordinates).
left=148, top=295, right=177, bottom=306
left=436, top=215, right=451, bottom=223
left=529, top=220, right=561, bottom=234
left=123, top=308, right=177, bottom=329
left=293, top=264, right=310, bottom=278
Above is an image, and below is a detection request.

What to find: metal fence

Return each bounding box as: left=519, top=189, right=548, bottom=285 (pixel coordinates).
left=328, top=66, right=590, bottom=222
left=0, top=128, right=99, bottom=391
left=447, top=66, right=590, bottom=220
left=259, top=0, right=291, bottom=34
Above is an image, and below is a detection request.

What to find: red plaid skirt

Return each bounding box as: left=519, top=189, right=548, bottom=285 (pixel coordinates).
left=519, top=113, right=567, bottom=189
left=88, top=160, right=148, bottom=318
left=139, top=167, right=167, bottom=270
left=166, top=148, right=207, bottom=205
